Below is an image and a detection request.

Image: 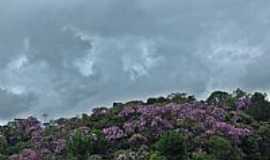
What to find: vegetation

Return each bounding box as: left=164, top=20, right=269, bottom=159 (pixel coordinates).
left=0, top=89, right=269, bottom=160
left=153, top=131, right=187, bottom=160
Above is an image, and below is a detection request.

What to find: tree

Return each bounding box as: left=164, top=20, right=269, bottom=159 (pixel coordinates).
left=0, top=136, right=7, bottom=155
left=257, top=123, right=270, bottom=160
left=208, top=136, right=241, bottom=160
left=246, top=92, right=270, bottom=121
left=167, top=93, right=196, bottom=104
left=206, top=91, right=230, bottom=106
left=66, top=129, right=108, bottom=160
left=233, top=88, right=247, bottom=98
left=191, top=152, right=214, bottom=160
left=147, top=97, right=168, bottom=105
left=154, top=131, right=187, bottom=160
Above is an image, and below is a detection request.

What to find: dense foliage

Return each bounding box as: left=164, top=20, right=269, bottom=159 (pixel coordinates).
left=0, top=89, right=270, bottom=160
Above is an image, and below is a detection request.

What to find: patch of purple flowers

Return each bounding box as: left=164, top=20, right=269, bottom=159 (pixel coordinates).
left=102, top=126, right=126, bottom=141
left=9, top=149, right=40, bottom=160
left=235, top=96, right=252, bottom=111
left=116, top=102, right=251, bottom=141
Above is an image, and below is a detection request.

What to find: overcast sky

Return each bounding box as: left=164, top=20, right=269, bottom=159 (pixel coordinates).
left=1, top=0, right=270, bottom=122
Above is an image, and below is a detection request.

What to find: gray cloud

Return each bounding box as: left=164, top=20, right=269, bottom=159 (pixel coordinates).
left=0, top=0, right=270, bottom=121
left=0, top=88, right=37, bottom=120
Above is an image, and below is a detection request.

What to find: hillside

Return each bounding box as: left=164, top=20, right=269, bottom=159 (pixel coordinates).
left=0, top=89, right=270, bottom=160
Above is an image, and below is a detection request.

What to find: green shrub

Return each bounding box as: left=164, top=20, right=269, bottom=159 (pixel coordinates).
left=0, top=154, right=7, bottom=160
left=153, top=131, right=187, bottom=160
left=257, top=123, right=270, bottom=160
left=90, top=114, right=124, bottom=129
left=149, top=152, right=167, bottom=160
left=6, top=141, right=32, bottom=155
left=67, top=129, right=108, bottom=160
left=206, top=91, right=230, bottom=106
left=241, top=135, right=261, bottom=160
left=191, top=152, right=214, bottom=160
left=147, top=97, right=168, bottom=105
left=167, top=93, right=196, bottom=104
left=237, top=112, right=254, bottom=125
left=246, top=92, right=270, bottom=121
left=208, top=136, right=240, bottom=160
left=112, top=145, right=149, bottom=160
left=0, top=136, right=7, bottom=155
left=87, top=155, right=103, bottom=160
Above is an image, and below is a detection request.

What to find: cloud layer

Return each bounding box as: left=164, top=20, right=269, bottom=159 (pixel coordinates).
left=0, top=0, right=270, bottom=121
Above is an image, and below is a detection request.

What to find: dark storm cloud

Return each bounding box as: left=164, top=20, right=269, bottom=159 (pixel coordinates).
left=0, top=0, right=270, bottom=121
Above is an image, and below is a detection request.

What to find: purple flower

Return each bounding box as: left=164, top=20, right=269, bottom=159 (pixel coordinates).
left=9, top=149, right=40, bottom=160
left=52, top=139, right=66, bottom=154
left=102, top=126, right=126, bottom=141
left=235, top=96, right=252, bottom=111
left=214, top=122, right=250, bottom=142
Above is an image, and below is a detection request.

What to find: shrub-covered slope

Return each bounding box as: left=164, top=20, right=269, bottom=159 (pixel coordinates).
left=0, top=89, right=270, bottom=160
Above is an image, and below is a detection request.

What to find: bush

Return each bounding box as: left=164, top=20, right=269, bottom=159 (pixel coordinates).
left=246, top=92, right=270, bottom=121
left=0, top=136, right=7, bottom=155
left=257, top=123, right=270, bottom=160
left=6, top=141, right=32, bottom=155
left=67, top=129, right=108, bottom=160
left=167, top=93, right=196, bottom=104
left=241, top=135, right=261, bottom=160
left=147, top=97, right=168, bottom=105
left=153, top=131, right=187, bottom=160
left=0, top=154, right=7, bottom=160
left=206, top=91, right=230, bottom=106
left=208, top=136, right=240, bottom=160
left=113, top=145, right=149, bottom=160
left=149, top=152, right=167, bottom=160
left=90, top=114, right=124, bottom=129
left=87, top=155, right=103, bottom=160
left=191, top=152, right=214, bottom=160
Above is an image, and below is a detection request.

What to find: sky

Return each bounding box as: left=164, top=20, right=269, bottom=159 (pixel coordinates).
left=0, top=0, right=270, bottom=122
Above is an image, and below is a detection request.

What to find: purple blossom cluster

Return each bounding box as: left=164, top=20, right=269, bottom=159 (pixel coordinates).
left=9, top=149, right=40, bottom=160
left=34, top=136, right=67, bottom=157
left=114, top=102, right=251, bottom=141
left=102, top=126, right=126, bottom=141
left=214, top=122, right=251, bottom=142
left=14, top=117, right=43, bottom=149
left=15, top=117, right=42, bottom=138
left=119, top=105, right=176, bottom=135
left=9, top=117, right=67, bottom=158
left=235, top=96, right=252, bottom=111
left=50, top=138, right=66, bottom=154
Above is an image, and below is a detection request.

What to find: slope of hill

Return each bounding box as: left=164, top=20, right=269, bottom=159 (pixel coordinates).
left=0, top=89, right=270, bottom=160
